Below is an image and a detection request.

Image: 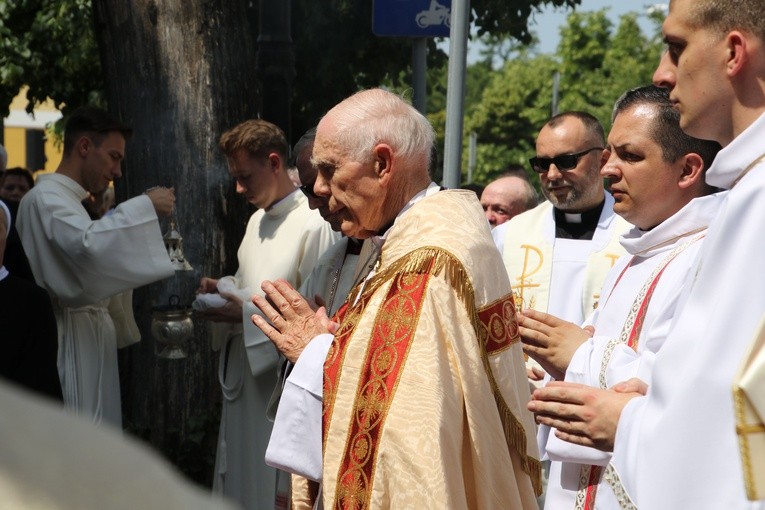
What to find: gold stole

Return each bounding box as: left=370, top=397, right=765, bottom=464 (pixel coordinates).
left=734, top=316, right=765, bottom=500
left=501, top=202, right=625, bottom=315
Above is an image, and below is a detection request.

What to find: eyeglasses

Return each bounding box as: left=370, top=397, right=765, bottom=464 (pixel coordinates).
left=529, top=147, right=604, bottom=173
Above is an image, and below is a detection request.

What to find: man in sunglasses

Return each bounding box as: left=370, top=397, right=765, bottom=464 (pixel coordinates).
left=494, top=112, right=630, bottom=374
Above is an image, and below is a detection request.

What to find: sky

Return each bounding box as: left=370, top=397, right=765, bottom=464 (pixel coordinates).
left=451, top=1, right=667, bottom=61
left=527, top=1, right=664, bottom=54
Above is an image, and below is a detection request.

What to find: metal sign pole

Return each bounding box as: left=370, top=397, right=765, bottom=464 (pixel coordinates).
left=442, top=0, right=469, bottom=189
left=412, top=38, right=427, bottom=115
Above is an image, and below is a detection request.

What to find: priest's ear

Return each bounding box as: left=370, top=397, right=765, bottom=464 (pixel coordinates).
left=677, top=152, right=705, bottom=189
left=373, top=144, right=393, bottom=180
left=76, top=136, right=93, bottom=157
left=266, top=152, right=283, bottom=173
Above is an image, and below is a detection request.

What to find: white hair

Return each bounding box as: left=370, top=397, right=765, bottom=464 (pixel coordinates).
left=326, top=89, right=435, bottom=168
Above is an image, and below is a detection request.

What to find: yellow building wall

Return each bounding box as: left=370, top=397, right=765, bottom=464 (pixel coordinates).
left=3, top=87, right=63, bottom=174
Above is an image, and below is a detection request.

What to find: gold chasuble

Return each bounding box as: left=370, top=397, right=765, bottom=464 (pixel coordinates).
left=321, top=190, right=540, bottom=510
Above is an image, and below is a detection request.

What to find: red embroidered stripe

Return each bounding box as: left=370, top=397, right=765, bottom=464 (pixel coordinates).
left=332, top=271, right=431, bottom=509
left=477, top=294, right=520, bottom=355
left=323, top=299, right=366, bottom=454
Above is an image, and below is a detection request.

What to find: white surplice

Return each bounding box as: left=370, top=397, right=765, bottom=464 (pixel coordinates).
left=16, top=173, right=174, bottom=426
left=542, top=192, right=724, bottom=510
left=612, top=114, right=765, bottom=510
left=211, top=189, right=338, bottom=510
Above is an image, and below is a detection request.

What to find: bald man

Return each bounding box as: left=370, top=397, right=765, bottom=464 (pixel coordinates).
left=480, top=174, right=538, bottom=227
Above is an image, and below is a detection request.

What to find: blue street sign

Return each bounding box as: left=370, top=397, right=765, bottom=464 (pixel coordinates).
left=373, top=0, right=452, bottom=37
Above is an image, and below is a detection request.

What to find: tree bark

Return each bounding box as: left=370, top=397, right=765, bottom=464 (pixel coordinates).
left=91, top=0, right=258, bottom=486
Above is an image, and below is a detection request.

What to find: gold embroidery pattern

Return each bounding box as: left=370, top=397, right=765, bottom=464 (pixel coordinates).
left=478, top=295, right=520, bottom=355
left=327, top=246, right=542, bottom=499
left=514, top=244, right=543, bottom=312
left=333, top=271, right=430, bottom=510
left=323, top=295, right=370, bottom=455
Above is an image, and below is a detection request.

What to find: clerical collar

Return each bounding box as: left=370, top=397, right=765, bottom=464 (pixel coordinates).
left=0, top=266, right=8, bottom=282
left=345, top=237, right=363, bottom=255
left=554, top=200, right=605, bottom=240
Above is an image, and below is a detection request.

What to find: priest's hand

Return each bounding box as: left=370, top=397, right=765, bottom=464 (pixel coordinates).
left=197, top=277, right=219, bottom=295
left=527, top=380, right=647, bottom=451
left=518, top=309, right=592, bottom=380
left=251, top=279, right=338, bottom=363
left=146, top=186, right=176, bottom=217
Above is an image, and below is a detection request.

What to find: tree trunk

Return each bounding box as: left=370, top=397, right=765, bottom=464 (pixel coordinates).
left=91, top=0, right=258, bottom=487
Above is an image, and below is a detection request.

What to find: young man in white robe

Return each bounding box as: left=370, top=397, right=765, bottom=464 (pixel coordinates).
left=17, top=107, right=176, bottom=427
left=520, top=85, right=722, bottom=509
left=526, top=1, right=765, bottom=507
left=195, top=119, right=338, bottom=510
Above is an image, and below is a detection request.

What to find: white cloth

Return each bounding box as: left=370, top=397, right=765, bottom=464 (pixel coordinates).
left=211, top=189, right=338, bottom=510
left=192, top=276, right=251, bottom=312
left=613, top=112, right=765, bottom=509
left=265, top=183, right=441, bottom=481
left=16, top=173, right=174, bottom=426
left=542, top=192, right=724, bottom=510
left=0, top=380, right=239, bottom=510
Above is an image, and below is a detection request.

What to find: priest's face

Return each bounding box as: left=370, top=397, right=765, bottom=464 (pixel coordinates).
left=653, top=0, right=731, bottom=144
left=295, top=143, right=343, bottom=232
left=227, top=150, right=281, bottom=210
left=81, top=131, right=126, bottom=194
left=603, top=104, right=687, bottom=230
left=311, top=120, right=385, bottom=239
left=535, top=116, right=605, bottom=213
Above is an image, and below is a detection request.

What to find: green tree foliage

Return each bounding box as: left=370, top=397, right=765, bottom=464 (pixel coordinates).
left=458, top=9, right=664, bottom=185
left=1, top=0, right=582, bottom=142
left=0, top=0, right=104, bottom=117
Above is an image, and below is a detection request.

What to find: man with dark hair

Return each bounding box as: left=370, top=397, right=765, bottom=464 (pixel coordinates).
left=524, top=85, right=722, bottom=509
left=17, top=106, right=176, bottom=426
left=550, top=1, right=765, bottom=507
left=196, top=119, right=337, bottom=510
left=0, top=167, right=36, bottom=281
left=0, top=167, right=34, bottom=203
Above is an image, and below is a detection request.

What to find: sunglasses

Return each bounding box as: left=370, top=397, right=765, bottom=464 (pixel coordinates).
left=529, top=147, right=604, bottom=173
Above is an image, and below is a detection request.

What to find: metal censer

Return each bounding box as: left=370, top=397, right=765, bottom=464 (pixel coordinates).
left=151, top=295, right=193, bottom=359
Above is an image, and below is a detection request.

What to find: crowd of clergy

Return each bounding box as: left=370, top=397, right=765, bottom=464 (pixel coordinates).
left=2, top=0, right=765, bottom=509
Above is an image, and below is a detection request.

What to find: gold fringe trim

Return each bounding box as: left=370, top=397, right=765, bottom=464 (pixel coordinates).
left=353, top=246, right=542, bottom=495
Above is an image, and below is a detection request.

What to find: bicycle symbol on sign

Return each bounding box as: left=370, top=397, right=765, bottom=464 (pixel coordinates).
left=415, top=0, right=450, bottom=29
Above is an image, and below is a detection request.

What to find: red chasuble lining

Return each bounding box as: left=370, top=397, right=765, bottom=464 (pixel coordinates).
left=329, top=270, right=431, bottom=510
